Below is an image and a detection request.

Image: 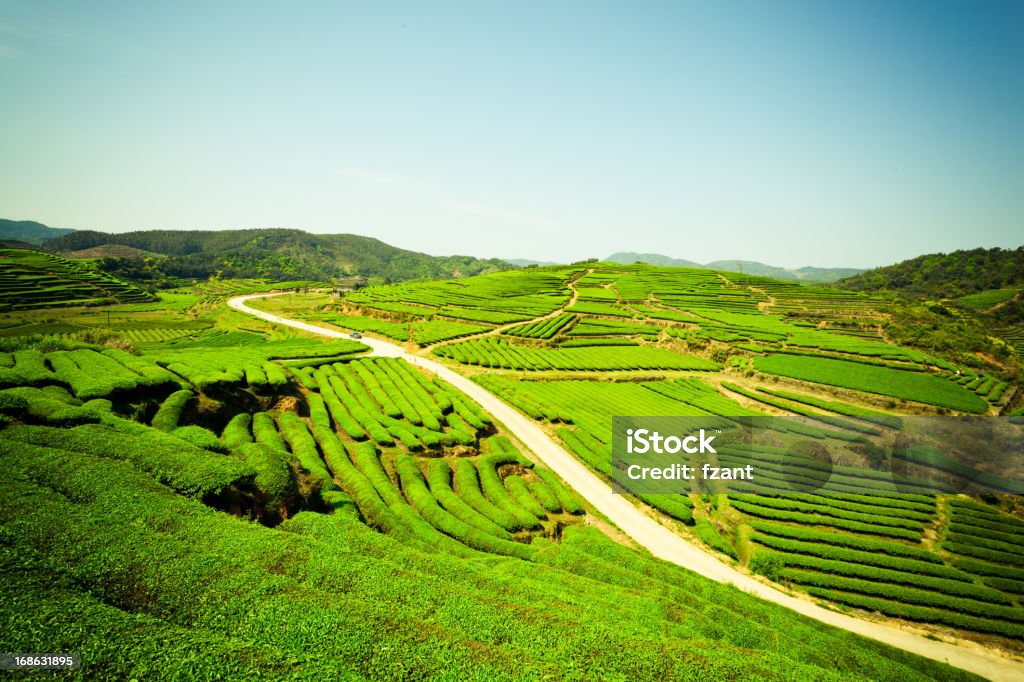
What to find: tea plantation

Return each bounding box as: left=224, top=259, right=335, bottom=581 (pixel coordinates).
left=303, top=263, right=1024, bottom=648
left=1, top=259, right=1021, bottom=678
left=1, top=336, right=982, bottom=680
left=0, top=248, right=155, bottom=309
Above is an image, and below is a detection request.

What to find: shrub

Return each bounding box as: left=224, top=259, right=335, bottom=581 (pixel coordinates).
left=396, top=455, right=535, bottom=559
left=276, top=412, right=336, bottom=492
left=427, top=460, right=512, bottom=539
left=236, top=442, right=294, bottom=509
left=749, top=521, right=939, bottom=562
left=252, top=412, right=289, bottom=452
left=221, top=413, right=254, bottom=449
left=0, top=350, right=56, bottom=386
left=766, top=552, right=1009, bottom=604
left=476, top=456, right=541, bottom=529
left=173, top=425, right=229, bottom=453
left=3, top=421, right=252, bottom=498
left=693, top=519, right=737, bottom=559
left=452, top=459, right=520, bottom=532
left=638, top=494, right=694, bottom=525
left=784, top=569, right=1024, bottom=623
left=151, top=389, right=194, bottom=431
left=731, top=499, right=921, bottom=541
left=525, top=478, right=561, bottom=513
left=263, top=362, right=290, bottom=388
left=750, top=532, right=966, bottom=579
left=801, top=586, right=1024, bottom=640
left=535, top=469, right=584, bottom=514
left=504, top=475, right=548, bottom=518
left=749, top=551, right=784, bottom=581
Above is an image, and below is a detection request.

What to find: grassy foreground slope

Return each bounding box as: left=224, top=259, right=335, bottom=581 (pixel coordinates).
left=0, top=439, right=974, bottom=681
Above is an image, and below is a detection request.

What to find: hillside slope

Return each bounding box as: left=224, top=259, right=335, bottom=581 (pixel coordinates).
left=44, top=227, right=513, bottom=282
left=837, top=247, right=1024, bottom=298
left=838, top=247, right=1024, bottom=349
left=0, top=248, right=155, bottom=310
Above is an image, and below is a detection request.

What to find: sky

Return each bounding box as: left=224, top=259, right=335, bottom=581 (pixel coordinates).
left=0, top=1, right=1021, bottom=268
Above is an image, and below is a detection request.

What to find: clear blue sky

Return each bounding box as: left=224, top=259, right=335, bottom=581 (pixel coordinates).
left=1, top=1, right=1020, bottom=267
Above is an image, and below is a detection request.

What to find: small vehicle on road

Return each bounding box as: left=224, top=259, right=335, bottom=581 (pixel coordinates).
left=350, top=332, right=363, bottom=339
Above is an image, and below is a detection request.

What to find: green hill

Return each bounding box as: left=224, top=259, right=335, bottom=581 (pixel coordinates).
left=837, top=247, right=1024, bottom=351
left=606, top=251, right=703, bottom=268
left=43, top=227, right=513, bottom=282
left=0, top=218, right=75, bottom=245
left=837, top=247, right=1024, bottom=299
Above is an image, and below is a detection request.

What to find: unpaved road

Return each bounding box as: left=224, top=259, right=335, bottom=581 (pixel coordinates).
left=229, top=292, right=1023, bottom=682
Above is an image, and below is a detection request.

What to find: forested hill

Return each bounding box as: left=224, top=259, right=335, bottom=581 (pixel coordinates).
left=43, top=228, right=513, bottom=282
left=836, top=247, right=1024, bottom=298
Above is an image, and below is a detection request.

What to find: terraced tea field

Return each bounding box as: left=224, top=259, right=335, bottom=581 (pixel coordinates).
left=272, top=263, right=1024, bottom=650
left=5, top=315, right=981, bottom=680
left=0, top=248, right=155, bottom=309
left=476, top=373, right=1024, bottom=643
left=2, top=261, right=1022, bottom=679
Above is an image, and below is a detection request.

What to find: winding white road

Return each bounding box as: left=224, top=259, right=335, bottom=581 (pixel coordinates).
left=229, top=292, right=1023, bottom=682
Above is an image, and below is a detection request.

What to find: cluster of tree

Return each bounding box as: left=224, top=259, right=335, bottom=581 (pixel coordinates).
left=837, top=247, right=1024, bottom=298
left=44, top=228, right=513, bottom=283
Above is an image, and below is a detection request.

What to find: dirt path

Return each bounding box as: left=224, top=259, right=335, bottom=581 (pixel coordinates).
left=229, top=292, right=1023, bottom=682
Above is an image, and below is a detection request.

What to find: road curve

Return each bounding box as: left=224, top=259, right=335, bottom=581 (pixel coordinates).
left=229, top=292, right=1023, bottom=682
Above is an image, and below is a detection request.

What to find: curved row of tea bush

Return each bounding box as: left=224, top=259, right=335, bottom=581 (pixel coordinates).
left=436, top=337, right=719, bottom=371
left=785, top=570, right=1024, bottom=624
left=753, top=354, right=988, bottom=413
left=732, top=500, right=921, bottom=540
left=757, top=551, right=1008, bottom=604
left=749, top=532, right=965, bottom=579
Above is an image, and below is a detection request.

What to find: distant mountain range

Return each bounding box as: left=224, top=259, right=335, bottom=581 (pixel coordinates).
left=0, top=219, right=75, bottom=245
left=605, top=252, right=865, bottom=283
left=506, top=258, right=558, bottom=267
